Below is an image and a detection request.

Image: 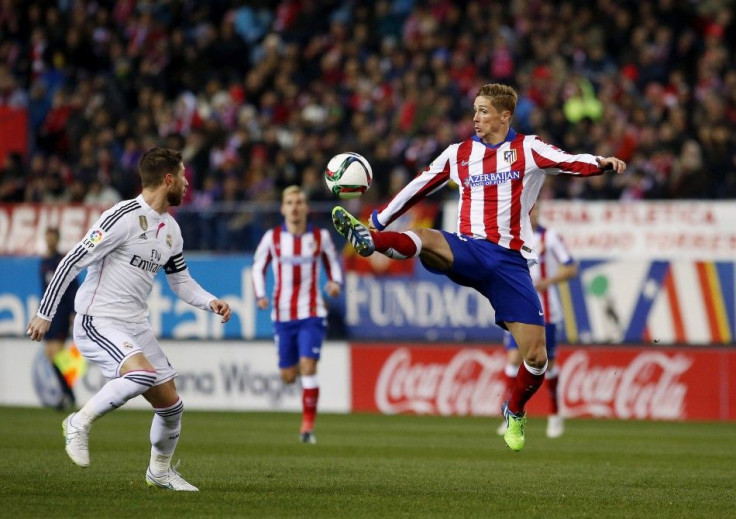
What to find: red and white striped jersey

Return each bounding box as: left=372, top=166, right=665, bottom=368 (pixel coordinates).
left=252, top=224, right=343, bottom=322
left=372, top=130, right=604, bottom=260
left=530, top=225, right=575, bottom=324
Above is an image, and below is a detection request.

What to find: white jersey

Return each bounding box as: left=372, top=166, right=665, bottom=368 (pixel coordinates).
left=252, top=224, right=343, bottom=322
left=530, top=225, right=575, bottom=324
left=372, top=130, right=603, bottom=260
left=38, top=195, right=215, bottom=323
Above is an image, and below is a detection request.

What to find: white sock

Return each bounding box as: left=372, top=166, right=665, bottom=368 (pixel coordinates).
left=545, top=365, right=559, bottom=379
left=301, top=374, right=319, bottom=389
left=505, top=364, right=520, bottom=377
left=149, top=398, right=184, bottom=477
left=73, top=370, right=157, bottom=429
left=382, top=231, right=422, bottom=259
left=524, top=359, right=548, bottom=376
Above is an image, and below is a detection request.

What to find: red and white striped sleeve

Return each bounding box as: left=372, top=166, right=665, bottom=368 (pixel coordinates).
left=372, top=145, right=454, bottom=230
left=529, top=136, right=603, bottom=177
left=319, top=228, right=343, bottom=285
left=546, top=228, right=574, bottom=265
left=251, top=229, right=273, bottom=300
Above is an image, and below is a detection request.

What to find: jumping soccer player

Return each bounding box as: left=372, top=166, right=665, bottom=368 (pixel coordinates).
left=497, top=204, right=578, bottom=439
left=252, top=185, right=343, bottom=444
left=27, top=147, right=231, bottom=490
left=332, top=83, right=625, bottom=451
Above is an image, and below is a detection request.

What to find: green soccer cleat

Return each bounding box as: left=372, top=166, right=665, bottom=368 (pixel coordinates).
left=501, top=401, right=527, bottom=452
left=332, top=206, right=375, bottom=257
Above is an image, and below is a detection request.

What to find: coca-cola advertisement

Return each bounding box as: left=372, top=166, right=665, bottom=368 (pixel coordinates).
left=351, top=344, right=736, bottom=421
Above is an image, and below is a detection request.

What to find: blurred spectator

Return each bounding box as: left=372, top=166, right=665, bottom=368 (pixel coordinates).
left=0, top=0, right=733, bottom=251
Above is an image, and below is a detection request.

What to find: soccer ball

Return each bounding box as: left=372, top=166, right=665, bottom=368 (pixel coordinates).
left=324, top=152, right=372, bottom=199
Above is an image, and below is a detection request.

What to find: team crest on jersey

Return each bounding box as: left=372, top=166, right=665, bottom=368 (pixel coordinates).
left=166, top=234, right=172, bottom=248
left=139, top=215, right=148, bottom=231
left=503, top=149, right=517, bottom=164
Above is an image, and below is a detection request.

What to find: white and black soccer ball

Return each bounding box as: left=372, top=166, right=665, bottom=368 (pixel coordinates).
left=324, top=152, right=373, bottom=199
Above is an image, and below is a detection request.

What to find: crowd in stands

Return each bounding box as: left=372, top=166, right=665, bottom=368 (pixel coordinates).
left=1, top=0, right=735, bottom=249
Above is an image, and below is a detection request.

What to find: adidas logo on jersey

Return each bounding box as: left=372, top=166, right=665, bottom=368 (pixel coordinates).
left=139, top=233, right=147, bottom=240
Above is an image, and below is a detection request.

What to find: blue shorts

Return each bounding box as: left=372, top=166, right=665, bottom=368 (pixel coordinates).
left=423, top=232, right=544, bottom=329
left=504, top=323, right=558, bottom=360
left=273, top=317, right=326, bottom=369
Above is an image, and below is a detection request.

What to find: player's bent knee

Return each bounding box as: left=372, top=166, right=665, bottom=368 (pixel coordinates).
left=280, top=370, right=298, bottom=384
left=120, top=352, right=155, bottom=375
left=524, top=346, right=548, bottom=369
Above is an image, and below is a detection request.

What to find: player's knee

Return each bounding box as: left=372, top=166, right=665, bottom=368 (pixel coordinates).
left=523, top=339, right=548, bottom=368
left=280, top=371, right=297, bottom=384
left=120, top=352, right=155, bottom=374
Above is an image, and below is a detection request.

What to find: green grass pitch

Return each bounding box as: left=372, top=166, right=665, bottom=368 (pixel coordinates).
left=1, top=406, right=734, bottom=518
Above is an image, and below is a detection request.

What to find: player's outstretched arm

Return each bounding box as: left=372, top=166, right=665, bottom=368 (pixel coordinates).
left=209, top=299, right=231, bottom=323
left=596, top=156, right=627, bottom=174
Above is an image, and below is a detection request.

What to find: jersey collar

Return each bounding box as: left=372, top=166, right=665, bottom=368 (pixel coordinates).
left=472, top=128, right=517, bottom=149
left=136, top=194, right=164, bottom=218
left=281, top=222, right=312, bottom=235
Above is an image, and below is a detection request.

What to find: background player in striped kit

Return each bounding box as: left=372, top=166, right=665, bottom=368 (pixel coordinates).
left=332, top=83, right=626, bottom=451
left=497, top=204, right=578, bottom=439
left=27, top=147, right=232, bottom=491
left=252, top=185, right=343, bottom=444
left=39, top=227, right=80, bottom=410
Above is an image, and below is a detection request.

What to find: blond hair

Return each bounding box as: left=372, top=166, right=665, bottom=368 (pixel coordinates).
left=476, top=83, right=518, bottom=116
left=282, top=185, right=304, bottom=201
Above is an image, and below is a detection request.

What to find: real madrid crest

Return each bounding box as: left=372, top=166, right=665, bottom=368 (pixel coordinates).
left=139, top=215, right=148, bottom=231
left=166, top=234, right=172, bottom=248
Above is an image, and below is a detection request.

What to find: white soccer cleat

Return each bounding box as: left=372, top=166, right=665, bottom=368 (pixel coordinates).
left=146, top=465, right=199, bottom=491
left=62, top=413, right=90, bottom=467
left=546, top=414, right=565, bottom=438
left=496, top=420, right=508, bottom=436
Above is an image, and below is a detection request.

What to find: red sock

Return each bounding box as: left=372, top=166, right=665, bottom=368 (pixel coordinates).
left=546, top=374, right=559, bottom=415
left=508, top=363, right=545, bottom=415
left=301, top=387, right=319, bottom=433
left=371, top=231, right=419, bottom=258
left=501, top=371, right=516, bottom=403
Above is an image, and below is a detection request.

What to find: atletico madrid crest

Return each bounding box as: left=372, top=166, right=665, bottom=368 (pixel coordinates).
left=503, top=149, right=517, bottom=164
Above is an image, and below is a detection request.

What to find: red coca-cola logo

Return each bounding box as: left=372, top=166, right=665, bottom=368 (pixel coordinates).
left=374, top=348, right=507, bottom=415
left=560, top=351, right=692, bottom=420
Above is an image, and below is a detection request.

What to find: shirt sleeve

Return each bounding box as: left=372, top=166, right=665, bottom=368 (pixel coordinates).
left=320, top=228, right=343, bottom=285
left=546, top=229, right=575, bottom=265
left=530, top=136, right=603, bottom=177
left=163, top=220, right=216, bottom=312
left=37, top=206, right=129, bottom=320
left=374, top=145, right=453, bottom=230
left=165, top=260, right=217, bottom=312
left=251, top=230, right=273, bottom=299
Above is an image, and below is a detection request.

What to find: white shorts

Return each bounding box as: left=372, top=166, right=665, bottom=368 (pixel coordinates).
left=73, top=314, right=177, bottom=384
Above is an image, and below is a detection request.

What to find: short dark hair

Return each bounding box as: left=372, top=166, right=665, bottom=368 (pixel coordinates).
left=138, top=147, right=182, bottom=188
left=476, top=83, right=518, bottom=116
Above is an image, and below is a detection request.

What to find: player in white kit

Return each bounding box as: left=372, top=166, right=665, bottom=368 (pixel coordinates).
left=27, top=147, right=231, bottom=491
